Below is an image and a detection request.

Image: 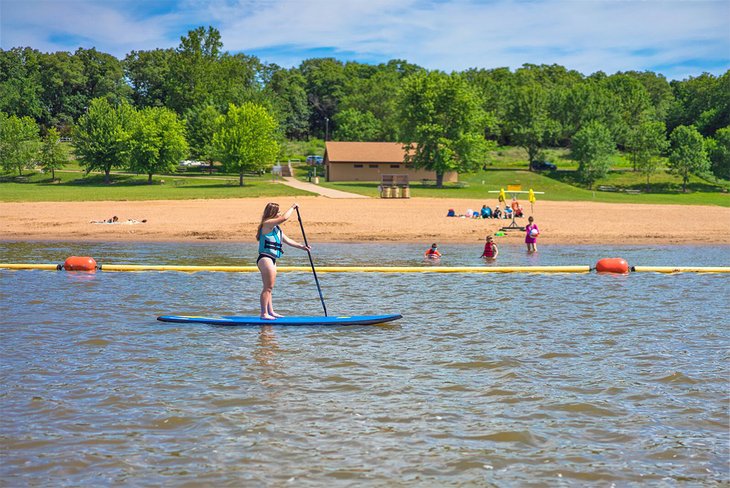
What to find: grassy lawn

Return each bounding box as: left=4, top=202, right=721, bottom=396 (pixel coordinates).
left=0, top=170, right=311, bottom=202
left=3, top=144, right=728, bottom=206
left=312, top=169, right=730, bottom=206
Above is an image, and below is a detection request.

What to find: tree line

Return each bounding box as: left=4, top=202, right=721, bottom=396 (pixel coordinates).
left=1, top=26, right=728, bottom=188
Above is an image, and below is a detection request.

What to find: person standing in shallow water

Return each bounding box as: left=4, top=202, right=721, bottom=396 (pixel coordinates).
left=481, top=235, right=498, bottom=260
left=256, top=202, right=310, bottom=320
left=525, top=216, right=539, bottom=253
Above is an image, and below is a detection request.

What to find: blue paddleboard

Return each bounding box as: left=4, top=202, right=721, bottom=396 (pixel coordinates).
left=157, top=314, right=402, bottom=326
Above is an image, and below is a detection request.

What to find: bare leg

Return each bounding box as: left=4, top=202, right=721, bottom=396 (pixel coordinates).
left=257, top=257, right=277, bottom=320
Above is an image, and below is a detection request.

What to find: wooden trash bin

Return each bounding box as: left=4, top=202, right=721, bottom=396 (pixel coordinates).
left=401, top=186, right=410, bottom=198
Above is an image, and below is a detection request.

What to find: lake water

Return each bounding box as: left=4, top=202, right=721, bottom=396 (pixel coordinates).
left=1, top=241, right=729, bottom=486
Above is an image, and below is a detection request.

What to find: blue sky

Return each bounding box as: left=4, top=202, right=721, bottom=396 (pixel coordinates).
left=1, top=0, right=729, bottom=80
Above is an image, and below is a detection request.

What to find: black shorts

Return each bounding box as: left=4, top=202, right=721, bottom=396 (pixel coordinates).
left=257, top=254, right=276, bottom=265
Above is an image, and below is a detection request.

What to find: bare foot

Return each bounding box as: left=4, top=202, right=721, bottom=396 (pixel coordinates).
left=270, top=312, right=284, bottom=318
left=260, top=314, right=277, bottom=320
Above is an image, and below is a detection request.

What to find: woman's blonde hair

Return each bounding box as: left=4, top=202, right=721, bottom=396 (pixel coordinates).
left=256, top=202, right=280, bottom=240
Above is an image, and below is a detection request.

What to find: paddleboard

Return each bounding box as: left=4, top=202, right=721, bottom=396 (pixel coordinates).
left=157, top=314, right=402, bottom=326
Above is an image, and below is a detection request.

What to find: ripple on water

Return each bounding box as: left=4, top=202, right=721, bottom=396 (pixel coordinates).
left=1, top=242, right=729, bottom=486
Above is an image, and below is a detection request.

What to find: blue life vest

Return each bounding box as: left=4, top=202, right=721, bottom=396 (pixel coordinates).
left=259, top=225, right=283, bottom=258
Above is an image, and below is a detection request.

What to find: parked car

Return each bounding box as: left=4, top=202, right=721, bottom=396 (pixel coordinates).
left=306, top=155, right=324, bottom=165
left=179, top=160, right=206, bottom=168
left=531, top=160, right=557, bottom=171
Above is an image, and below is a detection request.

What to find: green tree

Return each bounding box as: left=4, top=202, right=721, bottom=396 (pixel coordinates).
left=505, top=81, right=560, bottom=169
left=463, top=67, right=515, bottom=144
left=129, top=107, right=189, bottom=183
left=339, top=60, right=423, bottom=141
left=263, top=66, right=310, bottom=140
left=124, top=48, right=174, bottom=108
left=38, top=51, right=86, bottom=129
left=625, top=120, right=669, bottom=190
left=558, top=81, right=620, bottom=144
left=706, top=126, right=730, bottom=180
left=39, top=127, right=68, bottom=180
left=398, top=71, right=491, bottom=187
left=212, top=102, right=279, bottom=186
left=300, top=58, right=346, bottom=139
left=73, top=98, right=135, bottom=183
left=333, top=108, right=381, bottom=141
left=0, top=48, right=46, bottom=122
left=0, top=112, right=41, bottom=175
left=572, top=121, right=615, bottom=189
left=603, top=74, right=654, bottom=150
left=166, top=26, right=223, bottom=114
left=668, top=125, right=710, bottom=192
left=185, top=104, right=221, bottom=166
left=75, top=47, right=131, bottom=103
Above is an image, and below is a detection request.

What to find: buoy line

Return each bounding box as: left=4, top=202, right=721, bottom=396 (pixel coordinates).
left=1, top=262, right=729, bottom=273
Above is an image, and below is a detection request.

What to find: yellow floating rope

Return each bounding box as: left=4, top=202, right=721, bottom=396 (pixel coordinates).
left=2, top=264, right=728, bottom=273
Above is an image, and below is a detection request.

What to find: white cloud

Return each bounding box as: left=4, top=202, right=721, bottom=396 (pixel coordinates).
left=1, top=0, right=728, bottom=79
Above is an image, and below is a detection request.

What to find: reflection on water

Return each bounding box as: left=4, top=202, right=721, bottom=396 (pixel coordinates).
left=1, top=241, right=729, bottom=486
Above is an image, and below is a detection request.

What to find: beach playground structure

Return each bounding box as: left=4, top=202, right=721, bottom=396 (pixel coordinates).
left=488, top=185, right=543, bottom=231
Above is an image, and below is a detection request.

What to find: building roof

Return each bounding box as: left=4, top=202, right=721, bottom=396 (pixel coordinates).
left=325, top=142, right=414, bottom=163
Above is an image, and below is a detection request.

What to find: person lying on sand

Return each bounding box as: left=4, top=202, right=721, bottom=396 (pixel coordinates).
left=90, top=216, right=147, bottom=224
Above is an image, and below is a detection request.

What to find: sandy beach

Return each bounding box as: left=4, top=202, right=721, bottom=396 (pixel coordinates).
left=1, top=197, right=729, bottom=246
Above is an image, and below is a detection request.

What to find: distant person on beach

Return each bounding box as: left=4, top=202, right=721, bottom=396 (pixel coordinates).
left=493, top=206, right=502, bottom=219
left=480, top=205, right=492, bottom=219
left=525, top=216, right=539, bottom=253
left=424, top=243, right=442, bottom=259
left=513, top=202, right=524, bottom=218
left=511, top=199, right=523, bottom=218
left=447, top=208, right=456, bottom=217
left=256, top=202, right=311, bottom=320
left=90, top=216, right=119, bottom=224
left=481, top=235, right=498, bottom=260
left=90, top=216, right=147, bottom=224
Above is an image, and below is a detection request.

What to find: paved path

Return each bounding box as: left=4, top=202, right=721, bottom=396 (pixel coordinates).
left=279, top=177, right=369, bottom=198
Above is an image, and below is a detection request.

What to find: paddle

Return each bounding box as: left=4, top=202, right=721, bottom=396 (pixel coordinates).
left=295, top=207, right=328, bottom=316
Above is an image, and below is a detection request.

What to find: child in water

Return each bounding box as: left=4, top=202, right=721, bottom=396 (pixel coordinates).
left=424, top=243, right=442, bottom=259
left=525, top=216, right=539, bottom=253
left=256, top=202, right=311, bottom=320
left=481, top=235, right=499, bottom=260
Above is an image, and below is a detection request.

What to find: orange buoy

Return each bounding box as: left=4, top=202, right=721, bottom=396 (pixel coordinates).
left=595, top=257, right=629, bottom=274
left=63, top=256, right=97, bottom=272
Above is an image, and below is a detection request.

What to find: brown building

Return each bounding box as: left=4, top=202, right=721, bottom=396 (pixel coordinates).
left=324, top=141, right=458, bottom=183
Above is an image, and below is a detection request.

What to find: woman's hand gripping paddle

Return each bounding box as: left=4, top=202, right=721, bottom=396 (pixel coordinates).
left=295, top=207, right=328, bottom=317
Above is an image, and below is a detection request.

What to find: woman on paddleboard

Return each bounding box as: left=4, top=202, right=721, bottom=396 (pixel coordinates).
left=256, top=202, right=310, bottom=320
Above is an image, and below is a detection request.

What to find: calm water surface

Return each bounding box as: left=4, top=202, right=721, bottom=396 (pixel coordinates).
left=1, top=241, right=729, bottom=486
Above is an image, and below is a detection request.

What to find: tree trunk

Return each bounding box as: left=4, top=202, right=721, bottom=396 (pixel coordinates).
left=239, top=172, right=244, bottom=186
left=52, top=168, right=56, bottom=180
left=104, top=168, right=111, bottom=184
left=148, top=173, right=153, bottom=184
left=436, top=172, right=444, bottom=188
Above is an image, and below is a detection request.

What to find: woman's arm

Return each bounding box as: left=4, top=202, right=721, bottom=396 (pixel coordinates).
left=281, top=232, right=311, bottom=251
left=266, top=203, right=298, bottom=227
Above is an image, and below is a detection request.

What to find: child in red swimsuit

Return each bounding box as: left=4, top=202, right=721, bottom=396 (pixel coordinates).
left=424, top=243, right=442, bottom=259
left=481, top=235, right=498, bottom=259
